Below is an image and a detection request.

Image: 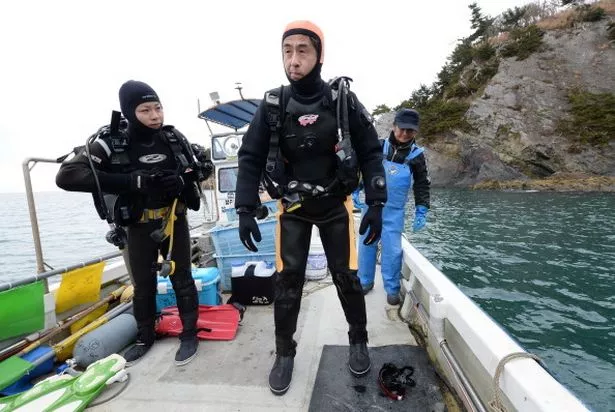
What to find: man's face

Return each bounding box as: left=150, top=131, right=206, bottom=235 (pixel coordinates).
left=135, top=101, right=164, bottom=129
left=282, top=34, right=318, bottom=81
left=393, top=125, right=417, bottom=143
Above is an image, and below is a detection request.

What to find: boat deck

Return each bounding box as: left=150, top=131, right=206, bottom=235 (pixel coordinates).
left=89, top=270, right=442, bottom=411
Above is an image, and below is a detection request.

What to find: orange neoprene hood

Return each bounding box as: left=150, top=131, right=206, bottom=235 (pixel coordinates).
left=282, top=20, right=325, bottom=63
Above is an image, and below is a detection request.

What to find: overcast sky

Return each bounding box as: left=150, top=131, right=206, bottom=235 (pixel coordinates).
left=0, top=0, right=532, bottom=193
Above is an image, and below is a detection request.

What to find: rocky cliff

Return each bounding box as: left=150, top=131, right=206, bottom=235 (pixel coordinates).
left=376, top=19, right=615, bottom=191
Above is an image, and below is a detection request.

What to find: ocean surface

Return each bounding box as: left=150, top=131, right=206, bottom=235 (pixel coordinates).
left=0, top=189, right=613, bottom=411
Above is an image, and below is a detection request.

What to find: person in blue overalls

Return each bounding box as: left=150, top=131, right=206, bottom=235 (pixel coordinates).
left=355, top=108, right=430, bottom=305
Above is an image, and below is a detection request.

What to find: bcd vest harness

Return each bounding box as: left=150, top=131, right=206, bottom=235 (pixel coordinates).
left=262, top=77, right=360, bottom=207
left=87, top=112, right=205, bottom=226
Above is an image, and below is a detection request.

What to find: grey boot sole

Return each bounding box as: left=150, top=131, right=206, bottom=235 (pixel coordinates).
left=348, top=361, right=371, bottom=377
left=269, top=381, right=291, bottom=396
left=175, top=348, right=198, bottom=366
left=125, top=357, right=144, bottom=368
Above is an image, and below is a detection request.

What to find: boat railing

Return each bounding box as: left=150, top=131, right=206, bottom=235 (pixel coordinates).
left=22, top=157, right=70, bottom=275
left=0, top=251, right=122, bottom=294
left=21, top=155, right=219, bottom=294
left=399, top=236, right=588, bottom=411
left=20, top=157, right=128, bottom=293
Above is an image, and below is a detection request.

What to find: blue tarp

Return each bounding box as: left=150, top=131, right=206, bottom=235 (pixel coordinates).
left=198, top=99, right=261, bottom=130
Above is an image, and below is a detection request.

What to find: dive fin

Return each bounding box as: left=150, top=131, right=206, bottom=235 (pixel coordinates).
left=0, top=354, right=127, bottom=412
left=156, top=304, right=240, bottom=341
left=0, top=374, right=75, bottom=412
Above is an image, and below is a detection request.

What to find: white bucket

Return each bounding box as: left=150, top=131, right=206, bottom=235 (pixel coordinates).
left=306, top=226, right=328, bottom=280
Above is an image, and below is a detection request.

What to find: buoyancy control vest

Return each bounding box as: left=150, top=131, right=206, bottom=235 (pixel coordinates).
left=87, top=111, right=211, bottom=226
left=261, top=76, right=360, bottom=203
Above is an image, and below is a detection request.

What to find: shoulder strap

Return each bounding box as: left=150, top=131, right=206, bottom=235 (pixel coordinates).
left=264, top=85, right=284, bottom=174
left=403, top=143, right=424, bottom=165
left=329, top=76, right=352, bottom=144
left=160, top=126, right=190, bottom=169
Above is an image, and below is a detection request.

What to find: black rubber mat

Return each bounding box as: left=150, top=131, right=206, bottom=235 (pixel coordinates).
left=308, top=344, right=447, bottom=411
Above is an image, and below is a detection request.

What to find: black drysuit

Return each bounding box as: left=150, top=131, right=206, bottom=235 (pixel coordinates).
left=56, top=125, right=203, bottom=344
left=235, top=80, right=387, bottom=354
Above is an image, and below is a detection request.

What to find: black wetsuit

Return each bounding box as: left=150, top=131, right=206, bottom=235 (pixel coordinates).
left=235, top=79, right=387, bottom=354
left=56, top=125, right=201, bottom=345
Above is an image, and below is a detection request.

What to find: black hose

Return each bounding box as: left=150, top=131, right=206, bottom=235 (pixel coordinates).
left=85, top=133, right=110, bottom=223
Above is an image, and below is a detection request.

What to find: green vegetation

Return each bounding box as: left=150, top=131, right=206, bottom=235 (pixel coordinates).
left=371, top=1, right=610, bottom=142
left=372, top=3, right=545, bottom=136
left=577, top=5, right=605, bottom=22
left=501, top=25, right=545, bottom=61
left=398, top=99, right=472, bottom=137
left=558, top=89, right=615, bottom=145
left=372, top=104, right=391, bottom=116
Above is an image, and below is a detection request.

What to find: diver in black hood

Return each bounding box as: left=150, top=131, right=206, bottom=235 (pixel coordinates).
left=235, top=20, right=387, bottom=395
left=56, top=80, right=213, bottom=367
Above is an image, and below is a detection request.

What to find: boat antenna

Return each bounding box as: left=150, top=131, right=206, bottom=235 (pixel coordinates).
left=235, top=82, right=245, bottom=100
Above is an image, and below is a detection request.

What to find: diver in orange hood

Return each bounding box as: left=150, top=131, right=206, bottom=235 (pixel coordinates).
left=235, top=20, right=387, bottom=395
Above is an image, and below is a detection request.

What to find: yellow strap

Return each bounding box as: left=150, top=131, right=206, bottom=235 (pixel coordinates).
left=140, top=207, right=170, bottom=222
left=157, top=199, right=179, bottom=272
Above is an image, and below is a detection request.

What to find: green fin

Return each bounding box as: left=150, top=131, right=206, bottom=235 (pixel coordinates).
left=0, top=374, right=74, bottom=411
left=45, top=354, right=127, bottom=412
left=0, top=354, right=126, bottom=412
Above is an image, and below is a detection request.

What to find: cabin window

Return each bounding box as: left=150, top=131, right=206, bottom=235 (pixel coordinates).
left=211, top=135, right=242, bottom=160
left=218, top=167, right=239, bottom=192
left=212, top=140, right=226, bottom=160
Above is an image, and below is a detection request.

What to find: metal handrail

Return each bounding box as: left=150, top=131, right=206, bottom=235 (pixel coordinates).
left=21, top=155, right=218, bottom=293
left=0, top=251, right=122, bottom=293
left=22, top=157, right=65, bottom=276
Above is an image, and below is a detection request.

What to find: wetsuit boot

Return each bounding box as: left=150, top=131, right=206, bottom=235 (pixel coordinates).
left=348, top=329, right=371, bottom=377
left=126, top=278, right=158, bottom=366
left=125, top=322, right=155, bottom=366
left=175, top=307, right=198, bottom=366
left=269, top=339, right=297, bottom=395
left=172, top=277, right=199, bottom=366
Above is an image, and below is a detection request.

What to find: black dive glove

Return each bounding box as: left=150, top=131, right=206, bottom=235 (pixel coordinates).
left=238, top=208, right=262, bottom=252
left=359, top=204, right=383, bottom=245
left=130, top=171, right=184, bottom=196
left=130, top=171, right=154, bottom=194
left=158, top=173, right=184, bottom=195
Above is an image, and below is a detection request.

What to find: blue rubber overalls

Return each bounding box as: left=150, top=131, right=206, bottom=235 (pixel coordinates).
left=357, top=139, right=423, bottom=295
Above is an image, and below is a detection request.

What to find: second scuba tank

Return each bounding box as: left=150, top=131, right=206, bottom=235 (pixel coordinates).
left=73, top=313, right=137, bottom=368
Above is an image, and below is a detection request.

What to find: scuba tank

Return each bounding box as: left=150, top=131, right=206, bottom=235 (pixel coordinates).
left=86, top=110, right=132, bottom=249
left=72, top=313, right=137, bottom=368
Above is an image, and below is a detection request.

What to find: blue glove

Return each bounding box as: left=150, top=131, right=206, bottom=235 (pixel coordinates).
left=412, top=205, right=428, bottom=232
